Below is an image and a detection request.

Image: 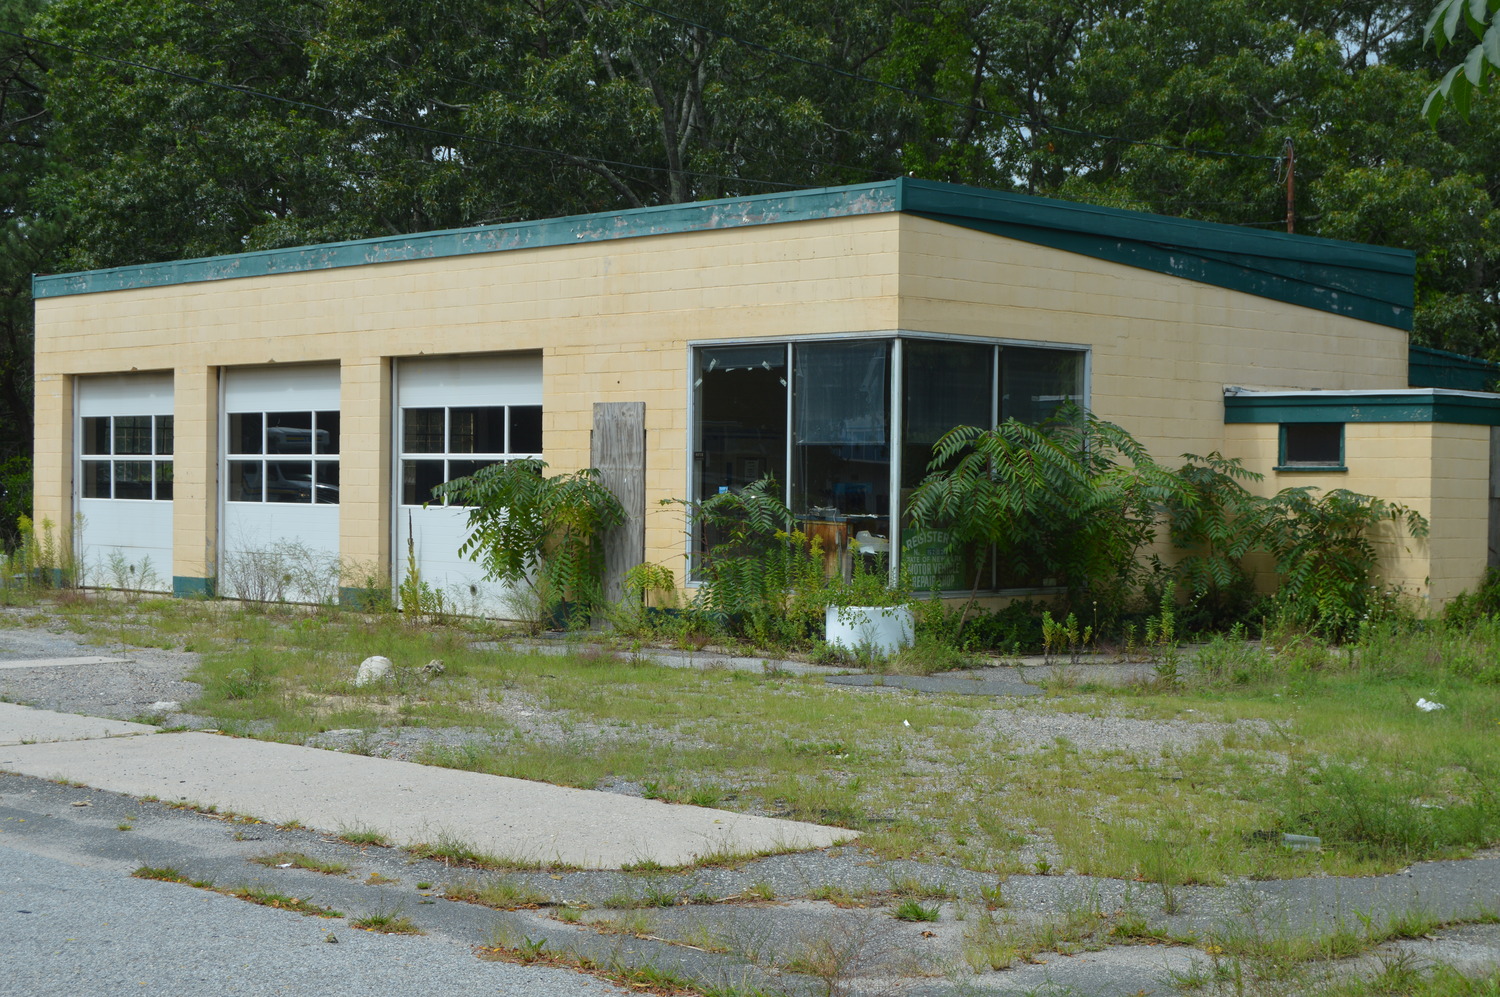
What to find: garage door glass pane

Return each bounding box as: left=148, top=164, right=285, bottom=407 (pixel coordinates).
left=267, top=413, right=314, bottom=454
left=114, top=416, right=152, bottom=456
left=402, top=460, right=445, bottom=505
left=314, top=462, right=340, bottom=504
left=155, top=463, right=173, bottom=501
left=266, top=461, right=314, bottom=502
left=509, top=406, right=543, bottom=454
left=316, top=412, right=339, bottom=455
left=451, top=407, right=504, bottom=454
left=81, top=461, right=111, bottom=498
left=229, top=414, right=262, bottom=455
left=82, top=417, right=111, bottom=456
left=114, top=461, right=153, bottom=500
left=155, top=416, right=174, bottom=456
left=228, top=462, right=262, bottom=502
left=403, top=409, right=444, bottom=453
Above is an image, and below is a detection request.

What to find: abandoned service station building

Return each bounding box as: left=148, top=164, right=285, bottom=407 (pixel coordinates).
left=31, top=178, right=1500, bottom=613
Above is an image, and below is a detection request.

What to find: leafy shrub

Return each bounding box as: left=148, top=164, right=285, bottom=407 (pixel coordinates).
left=0, top=456, right=30, bottom=550
left=1442, top=567, right=1500, bottom=627
left=907, top=407, right=1186, bottom=626
left=437, top=459, right=625, bottom=618
left=671, top=477, right=827, bottom=645
left=1263, top=488, right=1427, bottom=640
left=1165, top=453, right=1271, bottom=628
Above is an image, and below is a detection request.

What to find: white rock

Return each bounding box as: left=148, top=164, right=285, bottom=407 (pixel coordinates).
left=150, top=701, right=181, bottom=712
left=355, top=655, right=394, bottom=687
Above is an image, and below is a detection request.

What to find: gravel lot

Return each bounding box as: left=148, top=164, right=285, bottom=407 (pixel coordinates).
left=2, top=611, right=1498, bottom=996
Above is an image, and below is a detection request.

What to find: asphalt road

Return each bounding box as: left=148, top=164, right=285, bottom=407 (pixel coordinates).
left=0, top=776, right=629, bottom=997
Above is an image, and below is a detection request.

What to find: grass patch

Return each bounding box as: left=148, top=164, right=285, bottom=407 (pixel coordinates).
left=249, top=852, right=350, bottom=876
left=892, top=898, right=941, bottom=922
left=442, top=877, right=551, bottom=910
left=224, top=885, right=343, bottom=918
left=351, top=909, right=423, bottom=934
left=405, top=832, right=569, bottom=872
left=337, top=826, right=390, bottom=848
left=26, top=601, right=1500, bottom=883
left=133, top=865, right=187, bottom=883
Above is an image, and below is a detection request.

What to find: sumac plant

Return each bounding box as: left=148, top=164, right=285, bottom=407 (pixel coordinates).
left=670, top=477, right=826, bottom=640
left=435, top=459, right=624, bottom=614
left=906, top=407, right=1188, bottom=624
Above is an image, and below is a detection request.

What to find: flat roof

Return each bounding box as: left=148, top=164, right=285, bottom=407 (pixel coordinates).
left=33, top=178, right=1416, bottom=330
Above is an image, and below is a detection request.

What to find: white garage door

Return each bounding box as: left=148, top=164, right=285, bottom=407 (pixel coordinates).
left=221, top=366, right=341, bottom=602
left=76, top=373, right=174, bottom=592
left=395, top=355, right=542, bottom=616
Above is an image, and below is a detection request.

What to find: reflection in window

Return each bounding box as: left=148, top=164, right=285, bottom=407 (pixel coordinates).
left=398, top=404, right=543, bottom=506
left=78, top=415, right=173, bottom=501
left=690, top=336, right=1086, bottom=591
left=793, top=341, right=891, bottom=560
left=226, top=411, right=340, bottom=504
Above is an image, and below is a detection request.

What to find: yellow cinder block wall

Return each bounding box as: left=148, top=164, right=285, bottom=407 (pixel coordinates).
left=1220, top=422, right=1491, bottom=610
left=35, top=210, right=1452, bottom=606
left=34, top=215, right=902, bottom=587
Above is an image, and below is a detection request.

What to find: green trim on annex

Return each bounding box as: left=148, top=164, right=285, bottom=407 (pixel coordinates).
left=33, top=179, right=1415, bottom=330
left=1225, top=390, right=1500, bottom=426
left=1409, top=345, right=1500, bottom=392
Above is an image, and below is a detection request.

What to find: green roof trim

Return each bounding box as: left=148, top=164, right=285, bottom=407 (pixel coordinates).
left=1225, top=389, right=1500, bottom=425
left=34, top=178, right=1414, bottom=329
left=1408, top=345, right=1500, bottom=391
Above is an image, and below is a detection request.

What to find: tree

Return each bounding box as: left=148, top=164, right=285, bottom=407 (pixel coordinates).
left=1422, top=0, right=1500, bottom=122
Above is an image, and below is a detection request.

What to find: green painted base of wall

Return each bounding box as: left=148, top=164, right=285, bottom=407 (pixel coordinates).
left=339, top=586, right=389, bottom=611
left=173, top=576, right=217, bottom=599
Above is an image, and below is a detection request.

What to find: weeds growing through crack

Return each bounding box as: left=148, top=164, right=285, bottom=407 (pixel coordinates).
left=250, top=852, right=350, bottom=876
left=351, top=908, right=423, bottom=934
left=892, top=898, right=941, bottom=922
left=443, top=877, right=550, bottom=910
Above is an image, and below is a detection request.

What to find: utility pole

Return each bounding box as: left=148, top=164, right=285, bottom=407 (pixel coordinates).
left=1284, top=138, right=1295, bottom=234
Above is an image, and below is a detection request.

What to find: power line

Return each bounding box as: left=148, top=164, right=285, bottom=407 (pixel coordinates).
left=606, top=0, right=1282, bottom=164
left=0, top=26, right=812, bottom=194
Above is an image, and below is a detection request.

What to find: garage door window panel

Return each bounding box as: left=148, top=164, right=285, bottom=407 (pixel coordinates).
left=399, top=405, right=543, bottom=507
left=79, top=414, right=173, bottom=501
left=227, top=411, right=340, bottom=504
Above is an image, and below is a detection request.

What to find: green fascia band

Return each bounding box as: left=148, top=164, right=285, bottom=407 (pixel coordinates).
left=1408, top=345, right=1500, bottom=391
left=33, top=178, right=1414, bottom=330
left=32, top=183, right=899, bottom=299
left=173, top=576, right=217, bottom=599
left=1226, top=392, right=1500, bottom=425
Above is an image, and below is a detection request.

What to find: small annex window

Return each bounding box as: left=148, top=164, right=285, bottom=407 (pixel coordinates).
left=399, top=404, right=543, bottom=506
left=226, top=410, right=341, bottom=503
left=1278, top=423, right=1344, bottom=470
left=79, top=415, right=174, bottom=500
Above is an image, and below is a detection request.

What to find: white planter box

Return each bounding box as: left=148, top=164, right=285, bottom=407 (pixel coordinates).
left=825, top=605, right=916, bottom=656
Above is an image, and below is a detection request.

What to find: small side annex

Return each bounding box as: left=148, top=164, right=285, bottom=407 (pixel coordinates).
left=32, top=177, right=1497, bottom=612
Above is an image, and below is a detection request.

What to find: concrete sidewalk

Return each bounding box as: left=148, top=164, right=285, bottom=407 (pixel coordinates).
left=0, top=701, right=853, bottom=869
